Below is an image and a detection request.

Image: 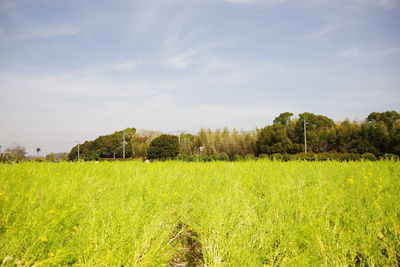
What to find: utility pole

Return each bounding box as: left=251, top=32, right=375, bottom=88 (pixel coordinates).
left=304, top=119, right=307, bottom=153
left=76, top=141, right=80, bottom=161
left=177, top=131, right=182, bottom=145
left=122, top=131, right=125, bottom=159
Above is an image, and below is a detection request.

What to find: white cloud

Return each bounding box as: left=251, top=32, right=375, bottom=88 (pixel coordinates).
left=80, top=60, right=140, bottom=75
left=338, top=47, right=362, bottom=58
left=1, top=23, right=80, bottom=40
left=303, top=20, right=339, bottom=41
left=377, top=46, right=400, bottom=56
left=161, top=15, right=231, bottom=70
left=337, top=46, right=400, bottom=59
left=165, top=50, right=196, bottom=69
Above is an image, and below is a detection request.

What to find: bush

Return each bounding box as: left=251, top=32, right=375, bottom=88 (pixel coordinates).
left=0, top=153, right=16, bottom=163
left=271, top=153, right=283, bottom=161
left=233, top=155, right=243, bottom=161
left=381, top=153, right=399, bottom=161
left=177, top=154, right=199, bottom=162
left=361, top=152, right=377, bottom=161
left=216, top=152, right=230, bottom=161
left=282, top=153, right=293, bottom=161
left=198, top=155, right=214, bottom=162
left=293, top=152, right=317, bottom=161
left=258, top=154, right=269, bottom=159
left=244, top=154, right=256, bottom=160
left=33, top=157, right=47, bottom=162
left=177, top=154, right=190, bottom=161
left=147, top=134, right=179, bottom=160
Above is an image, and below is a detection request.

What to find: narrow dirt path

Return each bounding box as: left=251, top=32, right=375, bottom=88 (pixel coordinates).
left=169, top=223, right=204, bottom=267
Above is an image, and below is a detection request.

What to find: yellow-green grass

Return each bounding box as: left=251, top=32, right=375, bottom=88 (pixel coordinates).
left=0, top=161, right=399, bottom=266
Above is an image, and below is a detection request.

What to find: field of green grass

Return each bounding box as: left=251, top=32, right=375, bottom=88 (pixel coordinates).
left=1, top=160, right=399, bottom=266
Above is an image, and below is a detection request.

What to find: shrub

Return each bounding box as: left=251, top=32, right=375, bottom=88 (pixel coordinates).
left=198, top=155, right=214, bottom=162
left=271, top=153, right=283, bottom=161
left=233, top=155, right=243, bottom=161
left=177, top=154, right=199, bottom=162
left=258, top=154, right=269, bottom=159
left=33, top=157, right=47, bottom=162
left=293, top=152, right=317, bottom=161
left=282, top=153, right=293, bottom=161
left=361, top=152, right=377, bottom=161
left=0, top=153, right=16, bottom=163
left=244, top=154, right=256, bottom=160
left=381, top=153, right=399, bottom=161
left=216, top=152, right=230, bottom=161
left=177, top=154, right=190, bottom=161
left=147, top=134, right=179, bottom=160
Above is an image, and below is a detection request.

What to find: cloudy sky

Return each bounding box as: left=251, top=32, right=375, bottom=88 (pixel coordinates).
left=0, top=0, right=399, bottom=155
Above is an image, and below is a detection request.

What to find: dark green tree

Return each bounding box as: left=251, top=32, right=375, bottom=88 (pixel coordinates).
left=68, top=128, right=136, bottom=160
left=147, top=134, right=179, bottom=160
left=295, top=113, right=335, bottom=153
left=273, top=112, right=293, bottom=126
left=254, top=124, right=292, bottom=155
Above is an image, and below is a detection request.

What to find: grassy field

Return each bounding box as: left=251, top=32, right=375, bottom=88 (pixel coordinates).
left=0, top=160, right=399, bottom=266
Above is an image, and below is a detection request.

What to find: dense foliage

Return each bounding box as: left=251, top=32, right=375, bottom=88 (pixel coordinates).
left=254, top=111, right=400, bottom=157
left=68, top=128, right=137, bottom=160
left=63, top=111, right=399, bottom=161
left=147, top=134, right=179, bottom=160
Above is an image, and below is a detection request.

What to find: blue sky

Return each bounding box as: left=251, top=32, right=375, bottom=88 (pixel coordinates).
left=0, top=0, right=399, bottom=155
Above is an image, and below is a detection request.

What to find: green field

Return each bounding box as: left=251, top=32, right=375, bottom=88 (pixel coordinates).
left=1, top=161, right=399, bottom=266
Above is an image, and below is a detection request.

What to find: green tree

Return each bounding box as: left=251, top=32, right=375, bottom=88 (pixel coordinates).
left=147, top=134, right=179, bottom=160
left=273, top=112, right=293, bottom=126
left=363, top=111, right=400, bottom=155
left=68, top=128, right=136, bottom=160
left=295, top=113, right=335, bottom=153
left=254, top=124, right=292, bottom=155
left=84, top=150, right=100, bottom=161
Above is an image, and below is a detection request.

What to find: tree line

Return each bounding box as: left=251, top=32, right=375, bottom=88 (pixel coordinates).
left=1, top=110, right=398, bottom=163
left=65, top=110, right=400, bottom=161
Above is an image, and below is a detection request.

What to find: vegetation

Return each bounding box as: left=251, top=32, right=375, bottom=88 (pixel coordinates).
left=2, top=110, right=397, bottom=161
left=1, top=161, right=399, bottom=266
left=2, top=143, right=26, bottom=160
left=63, top=110, right=400, bottom=161
left=147, top=134, right=179, bottom=160
left=68, top=128, right=137, bottom=161
left=45, top=153, right=69, bottom=162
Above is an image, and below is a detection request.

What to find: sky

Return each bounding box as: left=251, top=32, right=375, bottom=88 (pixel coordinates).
left=0, top=0, right=400, bottom=156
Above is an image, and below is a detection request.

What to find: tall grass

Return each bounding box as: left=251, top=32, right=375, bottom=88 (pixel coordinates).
left=1, top=161, right=399, bottom=266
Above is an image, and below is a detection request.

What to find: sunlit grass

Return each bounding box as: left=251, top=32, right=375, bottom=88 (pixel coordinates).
left=1, top=160, right=399, bottom=266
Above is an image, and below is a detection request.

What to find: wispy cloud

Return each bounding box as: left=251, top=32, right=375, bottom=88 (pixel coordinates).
left=337, top=46, right=400, bottom=59
left=0, top=23, right=80, bottom=40
left=338, top=47, right=362, bottom=58
left=79, top=60, right=140, bottom=75
left=303, top=18, right=340, bottom=41
left=161, top=16, right=231, bottom=69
